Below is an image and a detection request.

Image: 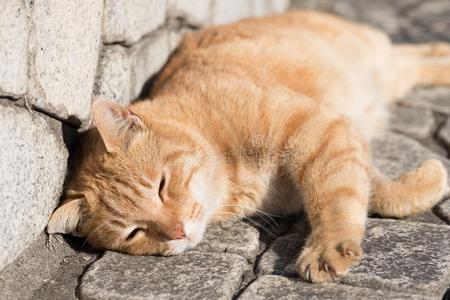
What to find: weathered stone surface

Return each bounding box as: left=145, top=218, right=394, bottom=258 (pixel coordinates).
left=406, top=0, right=450, bottom=41
left=195, top=220, right=260, bottom=260
left=257, top=226, right=309, bottom=276
left=28, top=0, right=103, bottom=126
left=81, top=251, right=248, bottom=299
left=0, top=234, right=97, bottom=300
left=94, top=45, right=132, bottom=105
left=168, top=0, right=211, bottom=25
left=0, top=1, right=28, bottom=97
left=210, top=0, right=254, bottom=25
left=131, top=30, right=170, bottom=99
left=438, top=118, right=450, bottom=149
left=103, top=0, right=166, bottom=45
left=257, top=219, right=450, bottom=297
left=0, top=100, right=69, bottom=270
left=402, top=87, right=450, bottom=116
left=403, top=211, right=446, bottom=224
left=239, top=275, right=429, bottom=300
left=371, top=131, right=450, bottom=181
left=343, top=220, right=450, bottom=297
left=268, top=0, right=291, bottom=13
left=435, top=198, right=450, bottom=224
left=389, top=105, right=434, bottom=140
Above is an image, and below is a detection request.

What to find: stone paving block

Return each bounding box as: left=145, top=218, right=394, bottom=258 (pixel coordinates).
left=0, top=234, right=97, bottom=300
left=94, top=45, right=132, bottom=105
left=403, top=211, right=446, bottom=225
left=195, top=220, right=260, bottom=260
left=406, top=0, right=450, bottom=41
left=268, top=0, right=291, bottom=13
left=438, top=118, right=450, bottom=148
left=168, top=0, right=211, bottom=26
left=131, top=30, right=170, bottom=99
left=402, top=87, right=450, bottom=116
left=0, top=1, right=28, bottom=97
left=81, top=251, right=248, bottom=300
left=257, top=219, right=450, bottom=297
left=210, top=0, right=254, bottom=25
left=371, top=131, right=450, bottom=183
left=435, top=198, right=450, bottom=224
left=342, top=220, right=450, bottom=297
left=28, top=0, right=103, bottom=126
left=389, top=105, right=434, bottom=140
left=103, top=0, right=166, bottom=45
left=0, top=100, right=69, bottom=270
left=239, top=275, right=430, bottom=300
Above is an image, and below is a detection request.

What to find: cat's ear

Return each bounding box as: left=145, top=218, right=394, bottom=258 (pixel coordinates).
left=92, top=98, right=145, bottom=153
left=47, top=199, right=83, bottom=236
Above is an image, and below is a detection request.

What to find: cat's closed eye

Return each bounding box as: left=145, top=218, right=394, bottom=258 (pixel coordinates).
left=126, top=227, right=144, bottom=241
left=158, top=175, right=166, bottom=202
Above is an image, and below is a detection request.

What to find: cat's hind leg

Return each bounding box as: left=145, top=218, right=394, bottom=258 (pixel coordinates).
left=390, top=42, right=450, bottom=100
left=285, top=112, right=371, bottom=283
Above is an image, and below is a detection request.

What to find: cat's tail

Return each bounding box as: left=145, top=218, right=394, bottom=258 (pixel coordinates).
left=369, top=159, right=449, bottom=218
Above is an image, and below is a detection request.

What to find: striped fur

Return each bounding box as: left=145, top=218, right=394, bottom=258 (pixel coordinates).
left=48, top=11, right=450, bottom=283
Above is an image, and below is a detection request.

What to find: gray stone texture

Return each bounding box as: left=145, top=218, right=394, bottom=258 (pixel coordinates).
left=28, top=0, right=103, bottom=126
left=80, top=251, right=248, bottom=299
left=0, top=1, right=28, bottom=97
left=389, top=105, right=434, bottom=140
left=168, top=0, right=212, bottom=26
left=103, top=0, right=166, bottom=45
left=257, top=219, right=450, bottom=297
left=196, top=220, right=260, bottom=260
left=94, top=45, right=132, bottom=105
left=371, top=131, right=450, bottom=182
left=342, top=220, right=450, bottom=297
left=402, top=87, right=450, bottom=115
left=211, top=0, right=254, bottom=25
left=435, top=199, right=450, bottom=224
left=438, top=118, right=450, bottom=148
left=131, top=30, right=171, bottom=99
left=239, top=275, right=430, bottom=300
left=0, top=100, right=69, bottom=270
left=0, top=234, right=97, bottom=300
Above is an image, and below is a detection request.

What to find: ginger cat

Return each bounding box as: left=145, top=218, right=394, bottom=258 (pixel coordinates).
left=47, top=11, right=450, bottom=283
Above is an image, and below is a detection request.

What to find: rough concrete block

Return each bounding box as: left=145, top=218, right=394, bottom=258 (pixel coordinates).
left=94, top=45, right=132, bottom=105
left=196, top=220, right=260, bottom=260
left=81, top=251, right=248, bottom=299
left=131, top=30, right=170, bottom=99
left=0, top=1, right=28, bottom=97
left=211, top=0, right=254, bottom=25
left=240, top=275, right=427, bottom=300
left=168, top=0, right=211, bottom=25
left=0, top=100, right=69, bottom=270
left=103, top=0, right=166, bottom=45
left=28, top=0, right=103, bottom=126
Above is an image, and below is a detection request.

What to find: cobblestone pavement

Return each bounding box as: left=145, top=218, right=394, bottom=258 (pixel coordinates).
left=2, top=0, right=450, bottom=299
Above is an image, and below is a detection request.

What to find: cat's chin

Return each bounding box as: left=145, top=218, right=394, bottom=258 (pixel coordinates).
left=164, top=239, right=189, bottom=255
left=183, top=221, right=206, bottom=249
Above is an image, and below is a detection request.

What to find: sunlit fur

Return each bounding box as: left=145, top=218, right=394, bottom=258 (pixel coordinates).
left=48, top=11, right=450, bottom=283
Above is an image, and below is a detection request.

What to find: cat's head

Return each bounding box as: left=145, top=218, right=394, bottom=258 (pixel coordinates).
left=47, top=99, right=227, bottom=255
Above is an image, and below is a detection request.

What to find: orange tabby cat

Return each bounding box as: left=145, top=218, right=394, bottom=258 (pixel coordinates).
left=47, top=11, right=450, bottom=283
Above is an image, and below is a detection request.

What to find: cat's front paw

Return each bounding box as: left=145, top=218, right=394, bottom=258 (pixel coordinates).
left=296, top=239, right=362, bottom=283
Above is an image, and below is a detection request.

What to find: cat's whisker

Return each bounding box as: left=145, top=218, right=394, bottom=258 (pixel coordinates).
left=217, top=204, right=281, bottom=231
left=243, top=217, right=278, bottom=239
left=80, top=223, right=108, bottom=251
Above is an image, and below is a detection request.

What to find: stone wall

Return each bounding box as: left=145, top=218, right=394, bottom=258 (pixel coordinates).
left=0, top=0, right=290, bottom=271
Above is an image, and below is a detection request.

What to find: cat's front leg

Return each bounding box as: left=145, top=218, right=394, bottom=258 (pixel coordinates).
left=286, top=116, right=371, bottom=283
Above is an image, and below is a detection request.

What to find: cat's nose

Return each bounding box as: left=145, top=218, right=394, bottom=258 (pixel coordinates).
left=169, top=223, right=185, bottom=240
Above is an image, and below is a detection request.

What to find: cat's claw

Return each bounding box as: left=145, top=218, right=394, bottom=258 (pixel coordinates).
left=296, top=239, right=362, bottom=283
